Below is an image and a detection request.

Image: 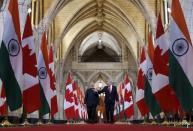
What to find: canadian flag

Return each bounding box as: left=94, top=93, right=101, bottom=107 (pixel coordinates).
left=0, top=82, right=7, bottom=116
left=113, top=103, right=119, bottom=121
left=76, top=86, right=82, bottom=119
left=117, top=82, right=124, bottom=119
left=124, top=74, right=134, bottom=118
left=22, top=14, right=41, bottom=114
left=48, top=46, right=58, bottom=117
left=136, top=47, right=149, bottom=116
left=72, top=81, right=80, bottom=120
left=64, top=72, right=75, bottom=120
left=167, top=0, right=193, bottom=112
left=82, top=104, right=88, bottom=120
left=152, top=14, right=180, bottom=113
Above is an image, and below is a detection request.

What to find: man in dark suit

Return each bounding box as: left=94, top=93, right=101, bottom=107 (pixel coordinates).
left=84, top=83, right=99, bottom=123
left=98, top=80, right=118, bottom=123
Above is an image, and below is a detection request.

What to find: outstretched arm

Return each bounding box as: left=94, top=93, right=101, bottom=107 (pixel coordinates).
left=98, top=86, right=106, bottom=94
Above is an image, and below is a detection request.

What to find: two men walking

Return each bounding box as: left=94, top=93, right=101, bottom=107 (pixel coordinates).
left=84, top=80, right=118, bottom=123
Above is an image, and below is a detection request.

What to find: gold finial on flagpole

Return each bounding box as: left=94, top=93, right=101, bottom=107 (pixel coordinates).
left=1, top=116, right=13, bottom=127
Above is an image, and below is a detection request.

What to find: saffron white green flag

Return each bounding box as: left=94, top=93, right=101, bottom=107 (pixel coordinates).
left=144, top=33, right=162, bottom=116
left=0, top=0, right=23, bottom=111
left=38, top=32, right=55, bottom=116
left=168, top=0, right=193, bottom=112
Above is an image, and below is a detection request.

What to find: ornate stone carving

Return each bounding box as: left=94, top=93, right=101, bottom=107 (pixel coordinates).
left=95, top=0, right=105, bottom=27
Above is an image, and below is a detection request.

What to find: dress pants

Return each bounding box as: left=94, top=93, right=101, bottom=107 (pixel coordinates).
left=105, top=102, right=114, bottom=123
left=87, top=105, right=97, bottom=122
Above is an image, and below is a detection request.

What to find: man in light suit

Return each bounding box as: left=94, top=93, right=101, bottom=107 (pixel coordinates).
left=98, top=80, right=118, bottom=123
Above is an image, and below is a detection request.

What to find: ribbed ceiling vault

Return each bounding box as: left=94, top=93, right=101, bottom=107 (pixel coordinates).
left=41, top=0, right=157, bottom=73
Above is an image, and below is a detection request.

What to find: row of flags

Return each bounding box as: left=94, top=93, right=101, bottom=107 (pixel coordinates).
left=114, top=73, right=134, bottom=120
left=136, top=0, right=193, bottom=117
left=114, top=0, right=193, bottom=120
left=1, top=0, right=192, bottom=121
left=0, top=0, right=58, bottom=118
left=64, top=72, right=88, bottom=120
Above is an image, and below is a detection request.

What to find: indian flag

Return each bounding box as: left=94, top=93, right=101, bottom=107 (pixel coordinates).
left=0, top=0, right=23, bottom=111
left=144, top=33, right=162, bottom=116
left=38, top=32, right=55, bottom=116
left=168, top=0, right=193, bottom=112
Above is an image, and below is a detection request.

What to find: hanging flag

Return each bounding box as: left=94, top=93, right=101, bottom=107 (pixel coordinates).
left=124, top=73, right=134, bottom=118
left=64, top=72, right=75, bottom=120
left=48, top=46, right=58, bottom=117
left=38, top=32, right=54, bottom=116
left=0, top=82, right=7, bottom=116
left=0, top=0, right=23, bottom=111
left=168, top=0, right=193, bottom=112
left=117, top=82, right=124, bottom=105
left=144, top=33, right=162, bottom=116
left=152, top=14, right=180, bottom=113
left=22, top=14, right=41, bottom=114
left=72, top=81, right=80, bottom=120
left=76, top=86, right=83, bottom=119
left=136, top=47, right=149, bottom=116
left=18, top=0, right=32, bottom=36
left=117, top=82, right=124, bottom=119
left=82, top=104, right=88, bottom=120
left=0, top=12, right=3, bottom=46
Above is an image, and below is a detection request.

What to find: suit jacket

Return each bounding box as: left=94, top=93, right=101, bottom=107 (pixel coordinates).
left=84, top=88, right=99, bottom=107
left=99, top=85, right=118, bottom=105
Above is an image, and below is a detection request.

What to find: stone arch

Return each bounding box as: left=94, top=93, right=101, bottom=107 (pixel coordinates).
left=72, top=71, right=86, bottom=90
left=87, top=71, right=111, bottom=86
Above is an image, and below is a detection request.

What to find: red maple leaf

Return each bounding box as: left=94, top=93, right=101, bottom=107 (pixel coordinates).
left=65, top=89, right=74, bottom=103
left=48, top=67, right=56, bottom=90
left=23, top=45, right=37, bottom=77
left=137, top=69, right=145, bottom=90
left=153, top=46, right=169, bottom=76
left=125, top=90, right=132, bottom=102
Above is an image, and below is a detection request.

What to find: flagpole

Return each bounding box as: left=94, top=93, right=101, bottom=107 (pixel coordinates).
left=47, top=113, right=52, bottom=125
left=173, top=113, right=177, bottom=127
left=1, top=115, right=11, bottom=127
left=181, top=113, right=190, bottom=127
left=151, top=115, right=157, bottom=125
left=21, top=108, right=31, bottom=126
left=141, top=115, right=147, bottom=125
left=190, top=111, right=193, bottom=127
left=162, top=113, right=169, bottom=126
left=168, top=113, right=174, bottom=126
left=36, top=111, right=42, bottom=126
left=1, top=107, right=13, bottom=127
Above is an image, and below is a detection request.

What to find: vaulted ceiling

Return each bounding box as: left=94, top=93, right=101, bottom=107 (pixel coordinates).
left=39, top=0, right=160, bottom=67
